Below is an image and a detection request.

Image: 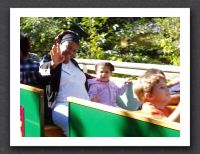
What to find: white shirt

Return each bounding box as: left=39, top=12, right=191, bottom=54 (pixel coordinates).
left=55, top=60, right=90, bottom=103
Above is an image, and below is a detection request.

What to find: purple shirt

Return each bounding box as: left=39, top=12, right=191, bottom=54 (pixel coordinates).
left=88, top=78, right=128, bottom=107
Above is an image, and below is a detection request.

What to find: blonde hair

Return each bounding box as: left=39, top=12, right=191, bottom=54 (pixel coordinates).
left=134, top=72, right=166, bottom=104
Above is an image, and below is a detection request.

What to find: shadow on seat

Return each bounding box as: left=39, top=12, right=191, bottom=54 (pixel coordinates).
left=116, top=82, right=141, bottom=111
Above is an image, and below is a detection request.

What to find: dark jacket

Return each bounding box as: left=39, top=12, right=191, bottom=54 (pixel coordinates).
left=40, top=56, right=93, bottom=108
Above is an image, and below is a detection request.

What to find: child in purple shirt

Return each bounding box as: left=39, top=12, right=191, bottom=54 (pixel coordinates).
left=88, top=62, right=132, bottom=107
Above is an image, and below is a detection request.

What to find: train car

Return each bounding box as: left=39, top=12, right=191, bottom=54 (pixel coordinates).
left=20, top=84, right=64, bottom=137
left=20, top=84, right=44, bottom=137
left=68, top=97, right=180, bottom=137
left=20, top=84, right=180, bottom=137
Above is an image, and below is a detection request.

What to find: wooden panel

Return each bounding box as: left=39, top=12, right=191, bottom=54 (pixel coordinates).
left=68, top=97, right=180, bottom=137
left=44, top=124, right=65, bottom=137
left=20, top=84, right=44, bottom=137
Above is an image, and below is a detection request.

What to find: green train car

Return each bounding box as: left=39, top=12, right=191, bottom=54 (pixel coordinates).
left=20, top=84, right=44, bottom=137
left=20, top=84, right=180, bottom=137
left=68, top=97, right=180, bottom=137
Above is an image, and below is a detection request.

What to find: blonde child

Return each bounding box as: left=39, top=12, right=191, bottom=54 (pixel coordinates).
left=134, top=70, right=180, bottom=122
left=88, top=62, right=131, bottom=107
left=143, top=68, right=180, bottom=105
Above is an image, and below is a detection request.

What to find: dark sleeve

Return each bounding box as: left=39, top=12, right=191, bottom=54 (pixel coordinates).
left=34, top=71, right=46, bottom=89
left=39, top=55, right=62, bottom=109
left=85, top=73, right=95, bottom=91
left=85, top=73, right=95, bottom=80
left=20, top=70, right=45, bottom=89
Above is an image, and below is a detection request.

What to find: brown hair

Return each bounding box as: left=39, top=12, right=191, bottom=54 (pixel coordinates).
left=20, top=33, right=31, bottom=56
left=143, top=68, right=165, bottom=78
left=95, top=62, right=115, bottom=72
left=134, top=72, right=166, bottom=104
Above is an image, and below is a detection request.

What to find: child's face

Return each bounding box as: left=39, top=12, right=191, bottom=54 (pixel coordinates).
left=150, top=79, right=170, bottom=105
left=96, top=66, right=112, bottom=82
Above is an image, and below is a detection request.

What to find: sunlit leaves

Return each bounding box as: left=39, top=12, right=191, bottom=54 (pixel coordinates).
left=20, top=17, right=180, bottom=65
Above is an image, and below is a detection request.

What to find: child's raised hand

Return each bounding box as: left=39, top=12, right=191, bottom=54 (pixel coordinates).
left=124, top=78, right=133, bottom=84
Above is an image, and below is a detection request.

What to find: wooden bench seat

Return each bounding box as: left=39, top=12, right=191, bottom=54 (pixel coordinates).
left=44, top=124, right=65, bottom=137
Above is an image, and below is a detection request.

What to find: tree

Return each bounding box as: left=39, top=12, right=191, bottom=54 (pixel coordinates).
left=20, top=17, right=180, bottom=65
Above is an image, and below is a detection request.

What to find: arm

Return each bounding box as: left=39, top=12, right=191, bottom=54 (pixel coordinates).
left=40, top=43, right=65, bottom=76
left=40, top=43, right=65, bottom=75
left=167, top=94, right=180, bottom=105
left=168, top=104, right=180, bottom=122
left=85, top=73, right=95, bottom=92
left=88, top=84, right=100, bottom=102
left=85, top=73, right=95, bottom=80
left=116, top=83, right=128, bottom=96
left=20, top=69, right=45, bottom=89
left=167, top=78, right=180, bottom=88
left=141, top=103, right=180, bottom=123
left=50, top=43, right=65, bottom=69
left=39, top=59, right=51, bottom=76
left=116, top=78, right=132, bottom=95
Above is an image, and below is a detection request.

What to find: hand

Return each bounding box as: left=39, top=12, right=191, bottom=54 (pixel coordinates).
left=124, top=78, right=133, bottom=84
left=167, top=78, right=180, bottom=88
left=168, top=104, right=180, bottom=123
left=91, top=96, right=100, bottom=102
left=50, top=43, right=65, bottom=68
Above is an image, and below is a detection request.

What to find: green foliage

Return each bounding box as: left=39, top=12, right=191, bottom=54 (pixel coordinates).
left=20, top=17, right=180, bottom=65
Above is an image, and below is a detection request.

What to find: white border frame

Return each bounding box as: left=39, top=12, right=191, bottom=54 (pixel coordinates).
left=10, top=8, right=190, bottom=146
